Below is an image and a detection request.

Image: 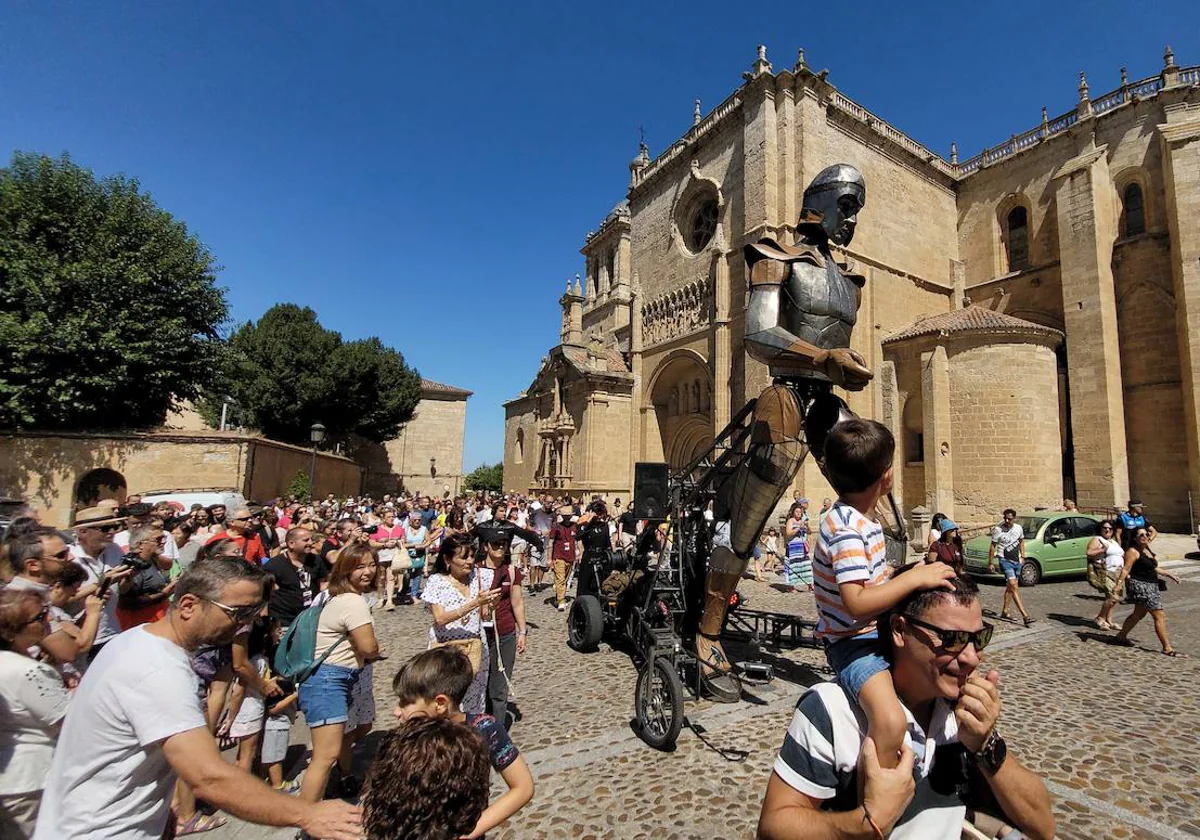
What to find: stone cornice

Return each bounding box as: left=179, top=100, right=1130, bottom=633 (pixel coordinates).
left=1159, top=116, right=1200, bottom=144
left=1052, top=144, right=1109, bottom=180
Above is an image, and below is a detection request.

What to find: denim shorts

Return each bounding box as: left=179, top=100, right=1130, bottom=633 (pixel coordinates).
left=824, top=632, right=890, bottom=700
left=298, top=663, right=360, bottom=727
left=1000, top=557, right=1022, bottom=580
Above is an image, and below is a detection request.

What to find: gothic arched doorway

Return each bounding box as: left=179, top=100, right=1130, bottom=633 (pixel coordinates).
left=647, top=351, right=713, bottom=470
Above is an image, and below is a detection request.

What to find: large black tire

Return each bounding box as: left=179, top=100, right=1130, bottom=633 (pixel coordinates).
left=635, top=657, right=685, bottom=750
left=1019, top=559, right=1042, bottom=587
left=567, top=594, right=605, bottom=652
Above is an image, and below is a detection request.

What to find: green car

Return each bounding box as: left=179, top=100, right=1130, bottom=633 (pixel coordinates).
left=963, top=511, right=1104, bottom=587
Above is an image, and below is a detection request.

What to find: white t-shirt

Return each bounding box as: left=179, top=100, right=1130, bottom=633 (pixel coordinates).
left=990, top=523, right=1024, bottom=558
left=0, top=652, right=71, bottom=795
left=34, top=625, right=207, bottom=840
left=70, top=543, right=125, bottom=645
left=1097, top=536, right=1126, bottom=572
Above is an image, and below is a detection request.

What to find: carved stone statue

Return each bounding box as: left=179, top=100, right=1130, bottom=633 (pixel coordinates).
left=694, top=164, right=874, bottom=701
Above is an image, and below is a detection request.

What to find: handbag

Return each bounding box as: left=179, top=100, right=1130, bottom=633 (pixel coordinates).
left=430, top=637, right=482, bottom=673
left=428, top=574, right=483, bottom=674
left=1086, top=562, right=1108, bottom=593
left=1157, top=577, right=1168, bottom=592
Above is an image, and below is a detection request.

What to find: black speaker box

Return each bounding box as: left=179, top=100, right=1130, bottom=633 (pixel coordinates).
left=633, top=462, right=669, bottom=520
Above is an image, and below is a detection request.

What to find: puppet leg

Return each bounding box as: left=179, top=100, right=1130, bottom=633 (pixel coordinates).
left=695, top=384, right=807, bottom=702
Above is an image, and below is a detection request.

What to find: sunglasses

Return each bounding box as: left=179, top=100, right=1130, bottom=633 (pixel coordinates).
left=25, top=607, right=51, bottom=626
left=43, top=549, right=71, bottom=561
left=903, top=614, right=994, bottom=655
left=204, top=598, right=265, bottom=623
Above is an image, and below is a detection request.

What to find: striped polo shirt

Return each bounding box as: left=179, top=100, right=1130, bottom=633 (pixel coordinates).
left=813, top=501, right=891, bottom=641
left=773, top=682, right=967, bottom=839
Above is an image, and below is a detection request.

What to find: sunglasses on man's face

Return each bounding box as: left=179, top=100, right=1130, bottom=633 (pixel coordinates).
left=903, top=614, right=994, bottom=655
left=203, top=598, right=265, bottom=624
left=43, top=548, right=71, bottom=562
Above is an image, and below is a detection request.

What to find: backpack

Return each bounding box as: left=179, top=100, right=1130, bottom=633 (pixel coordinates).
left=273, top=595, right=349, bottom=684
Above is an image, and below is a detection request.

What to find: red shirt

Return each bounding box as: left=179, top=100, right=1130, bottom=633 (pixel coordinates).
left=206, top=531, right=266, bottom=565
left=549, top=524, right=577, bottom=562
left=489, top=564, right=524, bottom=636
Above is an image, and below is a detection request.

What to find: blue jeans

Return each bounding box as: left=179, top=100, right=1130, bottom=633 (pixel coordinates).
left=409, top=568, right=425, bottom=600
left=824, top=632, right=890, bottom=700
left=1000, top=557, right=1022, bottom=580
left=298, top=663, right=360, bottom=727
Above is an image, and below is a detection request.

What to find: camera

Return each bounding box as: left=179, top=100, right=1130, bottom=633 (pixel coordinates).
left=361, top=524, right=379, bottom=535
left=120, top=551, right=153, bottom=573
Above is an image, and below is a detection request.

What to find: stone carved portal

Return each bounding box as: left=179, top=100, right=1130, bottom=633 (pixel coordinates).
left=649, top=352, right=714, bottom=470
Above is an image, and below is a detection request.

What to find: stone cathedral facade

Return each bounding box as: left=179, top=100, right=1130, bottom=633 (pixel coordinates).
left=504, top=45, right=1200, bottom=530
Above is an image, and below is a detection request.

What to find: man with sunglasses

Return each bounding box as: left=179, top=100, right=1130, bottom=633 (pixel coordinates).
left=206, top=505, right=266, bottom=565
left=68, top=506, right=134, bottom=661
left=34, top=556, right=361, bottom=840
left=759, top=575, right=1054, bottom=840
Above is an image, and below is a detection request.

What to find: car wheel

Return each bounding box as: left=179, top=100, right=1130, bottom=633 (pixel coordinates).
left=1018, top=559, right=1042, bottom=587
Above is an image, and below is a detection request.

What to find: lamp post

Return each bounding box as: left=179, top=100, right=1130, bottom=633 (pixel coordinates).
left=309, top=423, right=326, bottom=501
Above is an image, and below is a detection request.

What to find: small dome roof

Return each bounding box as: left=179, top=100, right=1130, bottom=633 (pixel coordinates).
left=883, top=305, right=1062, bottom=345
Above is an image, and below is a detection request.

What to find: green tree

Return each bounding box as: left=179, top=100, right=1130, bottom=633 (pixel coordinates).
left=464, top=463, right=503, bottom=492
left=203, top=303, right=421, bottom=446
left=285, top=469, right=312, bottom=502
left=0, top=152, right=229, bottom=429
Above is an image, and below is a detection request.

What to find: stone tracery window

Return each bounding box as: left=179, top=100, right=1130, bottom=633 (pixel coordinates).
left=1005, top=206, right=1029, bottom=272
left=688, top=198, right=720, bottom=253
left=1122, top=183, right=1145, bottom=237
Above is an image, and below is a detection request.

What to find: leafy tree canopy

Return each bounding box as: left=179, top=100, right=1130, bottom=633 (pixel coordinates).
left=464, top=463, right=503, bottom=493
left=0, top=151, right=229, bottom=429
left=203, top=303, right=421, bottom=446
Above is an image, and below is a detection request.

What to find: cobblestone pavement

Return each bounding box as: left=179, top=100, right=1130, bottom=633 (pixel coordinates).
left=208, top=548, right=1200, bottom=840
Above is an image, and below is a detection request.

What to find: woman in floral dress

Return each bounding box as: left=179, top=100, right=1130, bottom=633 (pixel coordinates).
left=422, top=533, right=501, bottom=714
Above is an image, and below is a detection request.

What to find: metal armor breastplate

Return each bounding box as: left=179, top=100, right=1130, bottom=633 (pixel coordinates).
left=781, top=259, right=859, bottom=352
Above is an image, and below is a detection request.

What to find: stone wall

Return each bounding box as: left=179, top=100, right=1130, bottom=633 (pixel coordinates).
left=362, top=395, right=469, bottom=499
left=0, top=431, right=361, bottom=527
left=946, top=339, right=1064, bottom=523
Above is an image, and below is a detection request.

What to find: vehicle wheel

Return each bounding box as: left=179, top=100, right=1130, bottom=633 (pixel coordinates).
left=1019, top=559, right=1042, bottom=587
left=567, top=594, right=604, bottom=652
left=635, top=657, right=685, bottom=750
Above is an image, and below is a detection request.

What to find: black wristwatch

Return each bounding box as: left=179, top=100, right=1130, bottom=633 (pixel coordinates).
left=972, top=730, right=1007, bottom=773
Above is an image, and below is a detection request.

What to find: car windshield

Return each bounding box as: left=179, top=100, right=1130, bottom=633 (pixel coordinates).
left=1017, top=517, right=1047, bottom=538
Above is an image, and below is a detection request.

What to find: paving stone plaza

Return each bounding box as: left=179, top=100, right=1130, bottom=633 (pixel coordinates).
left=199, top=537, right=1200, bottom=840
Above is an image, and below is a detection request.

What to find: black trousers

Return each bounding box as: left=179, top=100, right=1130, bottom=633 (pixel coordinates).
left=486, top=631, right=518, bottom=731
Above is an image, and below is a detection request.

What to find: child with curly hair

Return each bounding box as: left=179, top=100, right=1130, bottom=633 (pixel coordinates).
left=362, top=716, right=491, bottom=840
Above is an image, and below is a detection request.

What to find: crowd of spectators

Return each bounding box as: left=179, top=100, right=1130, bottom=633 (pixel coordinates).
left=0, top=486, right=616, bottom=839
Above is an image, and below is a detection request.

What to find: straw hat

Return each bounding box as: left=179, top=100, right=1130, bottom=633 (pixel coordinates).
left=73, top=505, right=124, bottom=529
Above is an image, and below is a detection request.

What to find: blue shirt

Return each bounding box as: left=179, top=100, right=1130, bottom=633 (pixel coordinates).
left=1118, top=512, right=1147, bottom=549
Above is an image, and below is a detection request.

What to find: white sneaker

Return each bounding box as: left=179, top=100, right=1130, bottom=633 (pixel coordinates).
left=557, top=602, right=566, bottom=612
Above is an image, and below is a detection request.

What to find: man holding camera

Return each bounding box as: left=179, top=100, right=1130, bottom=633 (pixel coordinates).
left=114, top=526, right=176, bottom=630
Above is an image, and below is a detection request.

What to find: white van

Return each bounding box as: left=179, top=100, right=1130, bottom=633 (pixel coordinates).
left=138, top=487, right=249, bottom=513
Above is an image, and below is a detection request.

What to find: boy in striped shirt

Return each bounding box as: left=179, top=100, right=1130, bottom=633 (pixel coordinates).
left=814, top=419, right=956, bottom=769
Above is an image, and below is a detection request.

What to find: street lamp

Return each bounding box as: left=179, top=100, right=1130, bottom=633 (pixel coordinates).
left=309, top=423, right=326, bottom=501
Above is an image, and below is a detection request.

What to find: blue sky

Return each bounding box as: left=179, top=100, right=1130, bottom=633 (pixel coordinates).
left=3, top=1, right=1196, bottom=470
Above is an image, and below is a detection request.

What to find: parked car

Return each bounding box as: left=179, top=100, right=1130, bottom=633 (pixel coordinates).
left=138, top=487, right=248, bottom=514
left=963, top=511, right=1104, bottom=586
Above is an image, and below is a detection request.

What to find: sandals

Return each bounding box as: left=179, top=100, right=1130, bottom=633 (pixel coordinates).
left=1163, top=650, right=1190, bottom=658
left=1022, top=616, right=1036, bottom=627
left=176, top=813, right=227, bottom=836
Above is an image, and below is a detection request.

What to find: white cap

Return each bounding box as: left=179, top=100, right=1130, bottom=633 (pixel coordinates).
left=530, top=501, right=542, bottom=510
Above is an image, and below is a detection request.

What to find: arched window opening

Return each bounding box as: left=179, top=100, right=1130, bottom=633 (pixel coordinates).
left=1006, top=206, right=1029, bottom=271
left=515, top=428, right=525, bottom=464
left=1123, top=183, right=1145, bottom=237
left=688, top=198, right=720, bottom=253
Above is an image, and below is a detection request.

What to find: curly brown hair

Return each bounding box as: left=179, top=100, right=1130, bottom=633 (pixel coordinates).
left=363, top=716, right=491, bottom=840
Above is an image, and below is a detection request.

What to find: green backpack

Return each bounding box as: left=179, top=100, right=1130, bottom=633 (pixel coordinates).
left=273, top=597, right=348, bottom=684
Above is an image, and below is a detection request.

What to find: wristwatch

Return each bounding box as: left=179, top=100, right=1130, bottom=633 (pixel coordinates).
left=972, top=730, right=1007, bottom=773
